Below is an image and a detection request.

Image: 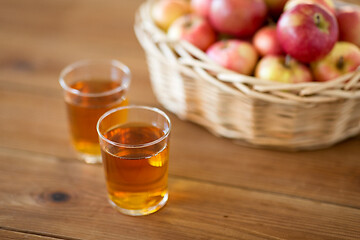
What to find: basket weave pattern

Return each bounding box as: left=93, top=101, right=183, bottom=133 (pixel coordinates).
left=135, top=0, right=360, bottom=150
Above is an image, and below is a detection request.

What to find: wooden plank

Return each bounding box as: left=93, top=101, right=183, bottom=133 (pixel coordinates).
left=1, top=89, right=360, bottom=210
left=0, top=228, right=67, bottom=240
left=0, top=90, right=73, bottom=158
left=0, top=29, right=156, bottom=105
left=0, top=148, right=359, bottom=240
left=0, top=87, right=157, bottom=158
left=0, top=0, right=157, bottom=105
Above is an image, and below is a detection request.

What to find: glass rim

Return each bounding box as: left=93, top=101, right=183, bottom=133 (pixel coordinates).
left=59, top=59, right=131, bottom=97
left=97, top=105, right=171, bottom=149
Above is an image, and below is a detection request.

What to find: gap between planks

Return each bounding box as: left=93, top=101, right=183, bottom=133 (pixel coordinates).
left=0, top=226, right=82, bottom=240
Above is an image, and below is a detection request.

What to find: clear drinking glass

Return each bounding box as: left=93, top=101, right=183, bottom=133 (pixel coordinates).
left=59, top=59, right=131, bottom=164
left=97, top=106, right=171, bottom=216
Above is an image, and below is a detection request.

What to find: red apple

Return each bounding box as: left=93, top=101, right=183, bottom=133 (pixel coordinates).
left=255, top=55, right=313, bottom=83
left=264, top=0, right=289, bottom=19
left=191, top=0, right=212, bottom=18
left=151, top=0, right=191, bottom=31
left=167, top=14, right=216, bottom=51
left=253, top=26, right=284, bottom=56
left=206, top=40, right=259, bottom=75
left=208, top=0, right=267, bottom=37
left=311, top=42, right=360, bottom=82
left=277, top=3, right=338, bottom=63
left=336, top=6, right=360, bottom=47
left=284, top=0, right=336, bottom=15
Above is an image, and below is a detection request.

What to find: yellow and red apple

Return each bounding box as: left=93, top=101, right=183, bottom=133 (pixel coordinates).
left=255, top=55, right=313, bottom=83
left=311, top=42, right=360, bottom=82
left=206, top=40, right=259, bottom=75
left=336, top=6, right=360, bottom=47
left=208, top=0, right=267, bottom=37
left=191, top=0, right=212, bottom=18
left=284, top=0, right=336, bottom=15
left=277, top=3, right=338, bottom=63
left=253, top=26, right=284, bottom=56
left=167, top=14, right=216, bottom=51
left=151, top=0, right=191, bottom=31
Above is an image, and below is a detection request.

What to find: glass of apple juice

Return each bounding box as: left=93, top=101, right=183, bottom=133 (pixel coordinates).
left=59, top=59, right=131, bottom=164
left=97, top=106, right=171, bottom=216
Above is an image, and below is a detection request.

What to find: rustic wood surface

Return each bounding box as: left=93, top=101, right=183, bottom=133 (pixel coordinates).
left=0, top=0, right=359, bottom=239
left=0, top=229, right=59, bottom=240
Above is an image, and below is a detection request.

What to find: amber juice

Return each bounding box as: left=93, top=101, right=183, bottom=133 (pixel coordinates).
left=65, top=79, right=127, bottom=157
left=101, top=124, right=169, bottom=213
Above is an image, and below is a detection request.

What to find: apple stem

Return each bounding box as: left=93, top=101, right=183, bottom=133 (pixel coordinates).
left=267, top=17, right=275, bottom=26
left=184, top=20, right=193, bottom=29
left=336, top=56, right=345, bottom=70
left=285, top=55, right=292, bottom=68
left=315, top=13, right=321, bottom=27
left=220, top=40, right=229, bottom=49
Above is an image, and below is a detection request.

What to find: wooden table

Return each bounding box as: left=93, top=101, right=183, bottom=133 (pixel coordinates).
left=1, top=0, right=360, bottom=239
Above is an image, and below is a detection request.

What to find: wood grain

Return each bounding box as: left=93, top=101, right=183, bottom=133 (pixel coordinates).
left=1, top=88, right=360, bottom=210
left=0, top=0, right=157, bottom=105
left=1, top=148, right=359, bottom=240
left=0, top=229, right=62, bottom=240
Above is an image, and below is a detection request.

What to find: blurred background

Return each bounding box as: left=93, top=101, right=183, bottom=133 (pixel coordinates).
left=0, top=0, right=155, bottom=157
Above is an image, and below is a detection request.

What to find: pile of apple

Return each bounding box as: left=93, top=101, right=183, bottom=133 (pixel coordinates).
left=151, top=0, right=360, bottom=83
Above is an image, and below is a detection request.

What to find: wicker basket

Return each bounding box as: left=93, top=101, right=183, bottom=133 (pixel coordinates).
left=134, top=0, right=360, bottom=150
